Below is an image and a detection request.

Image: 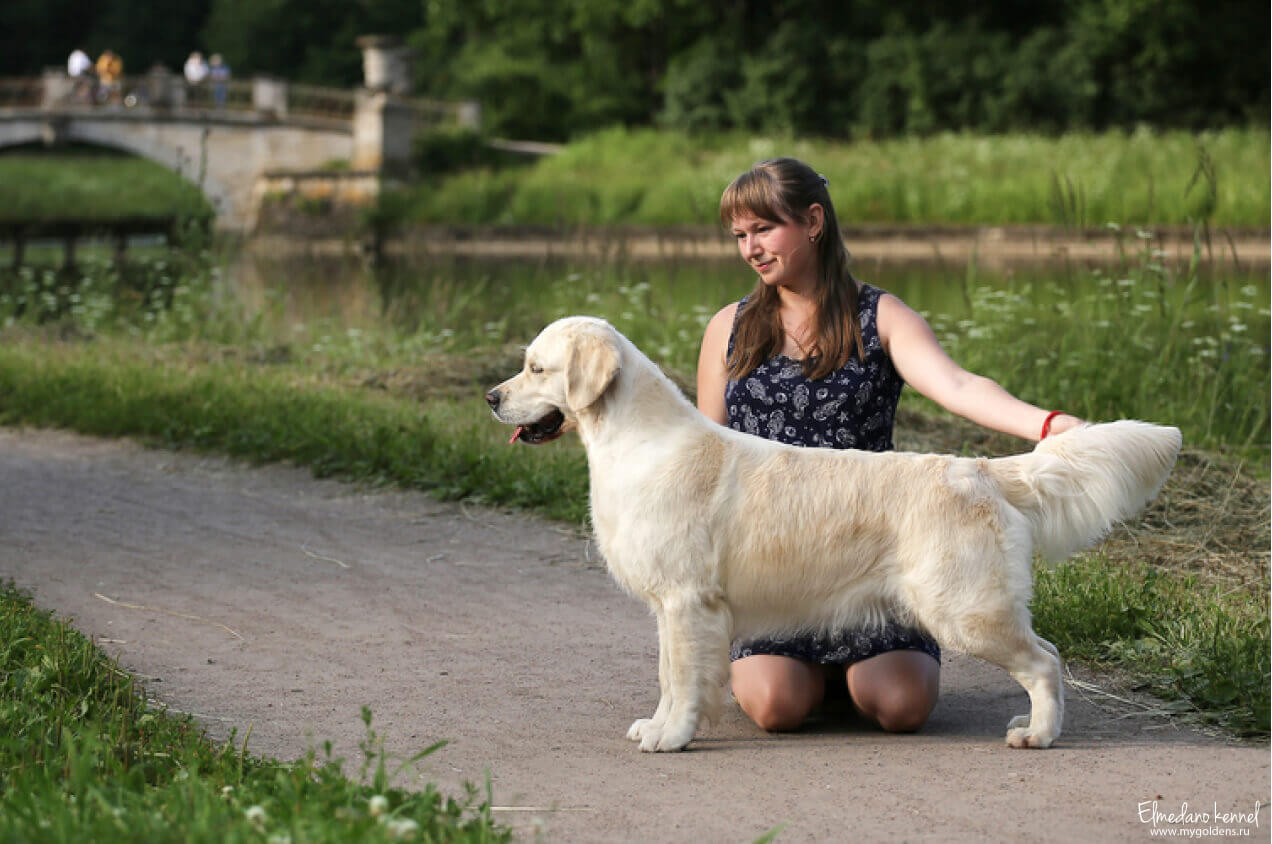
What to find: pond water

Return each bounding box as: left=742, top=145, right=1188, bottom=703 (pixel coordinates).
left=229, top=235, right=1269, bottom=376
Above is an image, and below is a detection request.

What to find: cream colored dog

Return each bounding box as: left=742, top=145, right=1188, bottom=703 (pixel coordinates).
left=486, top=316, right=1181, bottom=751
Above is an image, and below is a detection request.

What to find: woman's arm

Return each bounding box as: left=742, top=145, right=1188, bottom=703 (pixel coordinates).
left=696, top=303, right=739, bottom=425
left=877, top=294, right=1083, bottom=442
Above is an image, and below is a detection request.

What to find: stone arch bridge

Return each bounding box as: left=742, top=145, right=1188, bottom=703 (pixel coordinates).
left=0, top=44, right=477, bottom=231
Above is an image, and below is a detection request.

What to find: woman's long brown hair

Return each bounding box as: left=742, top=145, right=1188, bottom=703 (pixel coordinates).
left=719, top=158, right=864, bottom=381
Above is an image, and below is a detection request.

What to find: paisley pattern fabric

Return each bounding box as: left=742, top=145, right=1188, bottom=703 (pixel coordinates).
left=725, top=284, right=904, bottom=452
left=724, top=282, right=941, bottom=666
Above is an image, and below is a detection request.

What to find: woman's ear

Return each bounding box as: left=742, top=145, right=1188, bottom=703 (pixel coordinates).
left=807, top=203, right=824, bottom=240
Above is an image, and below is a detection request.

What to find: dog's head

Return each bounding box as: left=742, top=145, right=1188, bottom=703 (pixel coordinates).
left=485, top=316, right=621, bottom=445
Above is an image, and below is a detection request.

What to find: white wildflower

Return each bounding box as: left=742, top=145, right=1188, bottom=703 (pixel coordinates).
left=245, top=805, right=267, bottom=828
left=369, top=795, right=390, bottom=817
left=385, top=818, right=420, bottom=840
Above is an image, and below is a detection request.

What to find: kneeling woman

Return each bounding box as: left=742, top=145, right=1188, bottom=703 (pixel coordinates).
left=697, top=158, right=1082, bottom=732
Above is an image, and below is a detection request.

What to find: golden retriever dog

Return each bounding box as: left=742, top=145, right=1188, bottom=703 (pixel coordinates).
left=485, top=316, right=1181, bottom=751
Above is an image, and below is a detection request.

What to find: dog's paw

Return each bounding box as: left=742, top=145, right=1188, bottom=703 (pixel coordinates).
left=626, top=718, right=656, bottom=742
left=637, top=727, right=664, bottom=752
left=636, top=716, right=697, bottom=752
left=1005, top=725, right=1055, bottom=749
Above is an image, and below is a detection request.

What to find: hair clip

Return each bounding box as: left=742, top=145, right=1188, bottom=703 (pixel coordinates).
left=818, top=173, right=829, bottom=187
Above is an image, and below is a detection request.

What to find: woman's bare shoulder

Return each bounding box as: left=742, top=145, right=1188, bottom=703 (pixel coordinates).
left=703, top=301, right=741, bottom=339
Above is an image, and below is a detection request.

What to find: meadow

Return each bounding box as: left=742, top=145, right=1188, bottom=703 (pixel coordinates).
left=405, top=126, right=1271, bottom=228
left=1, top=127, right=1268, bottom=229
left=0, top=148, right=212, bottom=224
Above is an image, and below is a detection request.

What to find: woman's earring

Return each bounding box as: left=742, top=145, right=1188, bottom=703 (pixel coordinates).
left=808, top=234, right=816, bottom=243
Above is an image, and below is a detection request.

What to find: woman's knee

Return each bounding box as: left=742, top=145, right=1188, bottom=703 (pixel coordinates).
left=869, top=684, right=937, bottom=733
left=731, top=656, right=824, bottom=732
left=846, top=650, right=940, bottom=733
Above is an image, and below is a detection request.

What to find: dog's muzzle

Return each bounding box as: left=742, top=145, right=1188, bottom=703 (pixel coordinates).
left=486, top=388, right=566, bottom=445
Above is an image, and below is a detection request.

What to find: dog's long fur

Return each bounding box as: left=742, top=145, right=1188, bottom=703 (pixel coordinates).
left=488, top=316, right=1182, bottom=751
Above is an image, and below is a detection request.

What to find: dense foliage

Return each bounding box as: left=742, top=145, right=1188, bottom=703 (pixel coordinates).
left=4, top=1, right=1266, bottom=140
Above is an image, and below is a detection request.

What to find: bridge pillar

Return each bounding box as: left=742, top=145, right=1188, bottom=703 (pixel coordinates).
left=352, top=91, right=413, bottom=176
left=352, top=36, right=415, bottom=176
left=356, top=35, right=413, bottom=95
left=144, top=65, right=180, bottom=109
left=252, top=77, right=289, bottom=117
left=41, top=69, right=74, bottom=108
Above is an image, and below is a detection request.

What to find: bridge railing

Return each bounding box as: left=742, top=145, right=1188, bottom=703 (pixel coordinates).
left=0, top=77, right=44, bottom=108
left=405, top=95, right=477, bottom=132
left=287, top=84, right=356, bottom=120
left=182, top=79, right=255, bottom=111
left=1, top=73, right=474, bottom=129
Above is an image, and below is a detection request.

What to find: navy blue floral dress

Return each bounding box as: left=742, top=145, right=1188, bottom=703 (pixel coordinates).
left=725, top=283, right=941, bottom=666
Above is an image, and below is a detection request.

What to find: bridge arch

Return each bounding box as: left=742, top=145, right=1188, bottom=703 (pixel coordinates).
left=0, top=111, right=356, bottom=229
left=0, top=117, right=233, bottom=219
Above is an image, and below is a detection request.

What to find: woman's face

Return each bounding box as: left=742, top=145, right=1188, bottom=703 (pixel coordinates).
left=730, top=207, right=821, bottom=293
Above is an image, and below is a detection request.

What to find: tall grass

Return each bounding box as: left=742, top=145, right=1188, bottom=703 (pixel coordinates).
left=407, top=126, right=1270, bottom=227
left=0, top=151, right=212, bottom=223
left=920, top=233, right=1270, bottom=453
left=0, top=581, right=508, bottom=842
left=1033, top=556, right=1269, bottom=738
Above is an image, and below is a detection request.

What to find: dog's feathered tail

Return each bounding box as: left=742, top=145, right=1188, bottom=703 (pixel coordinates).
left=987, top=420, right=1182, bottom=561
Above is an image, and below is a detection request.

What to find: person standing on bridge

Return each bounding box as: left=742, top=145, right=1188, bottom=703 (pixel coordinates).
left=95, top=50, right=123, bottom=104
left=184, top=51, right=209, bottom=104
left=67, top=49, right=94, bottom=104
left=209, top=54, right=231, bottom=108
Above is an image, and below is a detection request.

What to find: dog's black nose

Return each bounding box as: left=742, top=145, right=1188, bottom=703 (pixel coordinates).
left=485, top=389, right=501, bottom=410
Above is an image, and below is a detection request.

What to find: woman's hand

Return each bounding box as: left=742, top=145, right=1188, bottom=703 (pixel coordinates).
left=1041, top=412, right=1086, bottom=439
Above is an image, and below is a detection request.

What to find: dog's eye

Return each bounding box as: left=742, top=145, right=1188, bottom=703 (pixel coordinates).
left=528, top=363, right=544, bottom=374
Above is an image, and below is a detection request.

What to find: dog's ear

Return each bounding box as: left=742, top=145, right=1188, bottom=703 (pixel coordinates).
left=565, top=325, right=620, bottom=411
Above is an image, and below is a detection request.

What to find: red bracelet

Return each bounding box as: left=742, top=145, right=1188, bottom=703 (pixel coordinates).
left=1040, top=410, right=1064, bottom=440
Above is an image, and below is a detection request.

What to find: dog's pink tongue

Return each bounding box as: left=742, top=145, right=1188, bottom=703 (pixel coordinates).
left=509, top=426, right=525, bottom=445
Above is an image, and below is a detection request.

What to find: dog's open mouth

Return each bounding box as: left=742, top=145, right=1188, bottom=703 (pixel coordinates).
left=510, top=409, right=566, bottom=445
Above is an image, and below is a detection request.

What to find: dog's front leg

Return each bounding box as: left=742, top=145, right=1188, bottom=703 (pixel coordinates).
left=627, top=603, right=672, bottom=742
left=638, top=590, right=731, bottom=752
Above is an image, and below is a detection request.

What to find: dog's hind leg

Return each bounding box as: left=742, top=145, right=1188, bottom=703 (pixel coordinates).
left=999, top=632, right=1064, bottom=749
left=944, top=611, right=1064, bottom=749
left=638, top=590, right=731, bottom=752
left=627, top=604, right=672, bottom=742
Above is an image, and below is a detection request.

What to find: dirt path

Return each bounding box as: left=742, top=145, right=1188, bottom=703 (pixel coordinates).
left=2, top=428, right=1266, bottom=842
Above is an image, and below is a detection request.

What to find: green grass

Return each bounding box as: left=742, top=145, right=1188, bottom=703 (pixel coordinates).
left=405, top=126, right=1270, bottom=228
left=1033, top=556, right=1269, bottom=738
left=0, top=150, right=212, bottom=224
left=5, top=128, right=1266, bottom=230
left=0, top=337, right=589, bottom=524
left=0, top=581, right=508, bottom=842
left=919, top=245, right=1270, bottom=455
